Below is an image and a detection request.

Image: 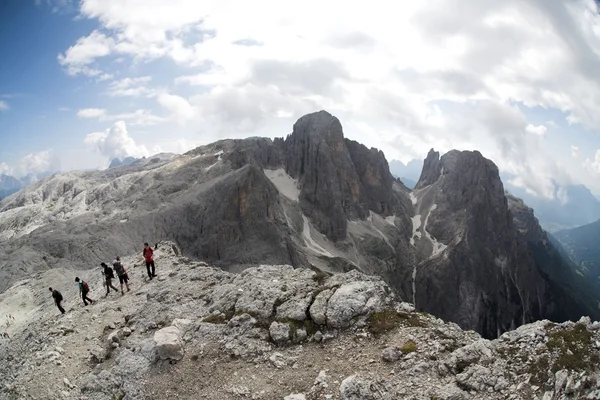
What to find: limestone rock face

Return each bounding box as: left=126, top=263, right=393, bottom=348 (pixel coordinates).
left=412, top=149, right=600, bottom=338
left=153, top=326, right=183, bottom=361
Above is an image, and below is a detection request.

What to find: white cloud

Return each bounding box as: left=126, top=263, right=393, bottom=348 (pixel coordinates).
left=0, top=162, right=14, bottom=176
left=59, top=0, right=600, bottom=195
left=173, top=138, right=199, bottom=154
left=107, top=76, right=153, bottom=97
left=0, top=100, right=8, bottom=111
left=571, top=145, right=580, bottom=158
left=156, top=93, right=196, bottom=125
left=78, top=108, right=106, bottom=118
left=20, top=150, right=61, bottom=176
left=57, top=30, right=114, bottom=77
left=525, top=124, right=547, bottom=136
left=77, top=107, right=164, bottom=126
left=84, top=121, right=149, bottom=161
left=585, top=149, right=600, bottom=176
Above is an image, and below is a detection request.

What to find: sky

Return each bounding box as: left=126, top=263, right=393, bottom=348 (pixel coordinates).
left=1, top=0, right=600, bottom=198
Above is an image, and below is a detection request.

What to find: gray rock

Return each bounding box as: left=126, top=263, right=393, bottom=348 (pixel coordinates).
left=269, top=321, right=290, bottom=344
left=269, top=352, right=290, bottom=369
left=326, top=281, right=387, bottom=329
left=309, top=289, right=334, bottom=325
left=153, top=326, right=184, bottom=361
left=381, top=347, right=401, bottom=363
left=284, top=394, right=306, bottom=400
left=313, top=331, right=323, bottom=342
left=339, top=375, right=388, bottom=400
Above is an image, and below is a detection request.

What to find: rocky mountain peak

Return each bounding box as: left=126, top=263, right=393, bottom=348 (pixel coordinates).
left=415, top=148, right=441, bottom=189
left=290, top=110, right=345, bottom=149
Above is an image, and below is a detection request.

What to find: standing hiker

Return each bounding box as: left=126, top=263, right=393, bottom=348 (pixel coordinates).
left=75, top=277, right=94, bottom=306
left=112, top=256, right=130, bottom=294
left=49, top=287, right=65, bottom=314
left=143, top=242, right=156, bottom=280
left=101, top=262, right=119, bottom=296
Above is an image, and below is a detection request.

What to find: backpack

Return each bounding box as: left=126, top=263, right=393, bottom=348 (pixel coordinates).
left=105, top=266, right=115, bottom=279
left=54, top=290, right=63, bottom=302
left=113, top=262, right=124, bottom=276
left=82, top=281, right=89, bottom=292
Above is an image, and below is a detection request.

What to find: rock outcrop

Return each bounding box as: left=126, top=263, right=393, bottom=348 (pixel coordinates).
left=2, top=244, right=600, bottom=400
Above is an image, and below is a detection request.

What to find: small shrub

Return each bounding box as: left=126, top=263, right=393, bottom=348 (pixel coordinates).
left=202, top=314, right=228, bottom=324
left=547, top=323, right=594, bottom=372
left=62, top=329, right=75, bottom=336
left=401, top=339, right=417, bottom=353
left=367, top=309, right=427, bottom=335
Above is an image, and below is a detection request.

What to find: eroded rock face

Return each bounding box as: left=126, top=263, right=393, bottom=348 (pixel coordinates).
left=412, top=149, right=600, bottom=338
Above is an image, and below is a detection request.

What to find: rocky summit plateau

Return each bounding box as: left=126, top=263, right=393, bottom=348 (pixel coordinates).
left=1, top=111, right=600, bottom=399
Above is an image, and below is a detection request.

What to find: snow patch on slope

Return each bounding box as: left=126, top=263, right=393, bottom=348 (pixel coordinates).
left=409, top=192, right=417, bottom=206
left=264, top=169, right=300, bottom=202
left=411, top=215, right=422, bottom=246
left=422, top=204, right=447, bottom=257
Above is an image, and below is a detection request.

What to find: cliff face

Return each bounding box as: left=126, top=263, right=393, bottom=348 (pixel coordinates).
left=0, top=111, right=597, bottom=339
left=411, top=150, right=599, bottom=338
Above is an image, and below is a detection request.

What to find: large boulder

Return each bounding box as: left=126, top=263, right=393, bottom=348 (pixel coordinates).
left=326, top=281, right=387, bottom=329
left=153, top=326, right=183, bottom=361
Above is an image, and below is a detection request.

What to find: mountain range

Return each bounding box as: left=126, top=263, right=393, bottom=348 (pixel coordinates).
left=554, top=219, right=600, bottom=294
left=0, top=172, right=57, bottom=201
left=0, top=110, right=597, bottom=339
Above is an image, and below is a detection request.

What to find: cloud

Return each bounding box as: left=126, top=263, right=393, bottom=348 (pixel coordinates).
left=173, top=138, right=199, bottom=153
left=107, top=76, right=153, bottom=97
left=525, top=124, right=548, bottom=136
left=57, top=30, right=114, bottom=77
left=77, top=107, right=164, bottom=126
left=585, top=149, right=600, bottom=176
left=59, top=0, right=600, bottom=195
left=78, top=108, right=106, bottom=118
left=84, top=121, right=149, bottom=161
left=20, top=150, right=61, bottom=176
left=58, top=107, right=70, bottom=111
left=571, top=145, right=580, bottom=158
left=156, top=93, right=196, bottom=125
left=0, top=100, right=8, bottom=111
left=0, top=162, right=14, bottom=176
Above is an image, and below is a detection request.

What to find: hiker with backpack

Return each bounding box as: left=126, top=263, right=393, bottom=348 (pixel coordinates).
left=49, top=287, right=65, bottom=314
left=143, top=242, right=157, bottom=280
left=75, top=277, right=94, bottom=306
left=101, top=262, right=119, bottom=296
left=112, top=256, right=130, bottom=294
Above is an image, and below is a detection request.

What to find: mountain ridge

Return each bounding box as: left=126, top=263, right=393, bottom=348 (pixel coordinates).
left=0, top=110, right=596, bottom=339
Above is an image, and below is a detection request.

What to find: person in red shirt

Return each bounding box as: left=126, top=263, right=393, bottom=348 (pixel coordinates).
left=143, top=242, right=156, bottom=280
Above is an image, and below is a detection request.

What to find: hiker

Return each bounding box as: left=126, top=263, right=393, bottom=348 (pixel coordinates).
left=112, top=256, right=130, bottom=294
left=2, top=332, right=8, bottom=339
left=49, top=287, right=65, bottom=314
left=101, top=262, right=119, bottom=296
left=75, top=277, right=94, bottom=306
left=143, top=242, right=156, bottom=280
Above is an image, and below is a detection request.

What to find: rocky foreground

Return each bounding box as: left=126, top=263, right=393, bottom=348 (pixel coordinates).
left=1, top=243, right=600, bottom=400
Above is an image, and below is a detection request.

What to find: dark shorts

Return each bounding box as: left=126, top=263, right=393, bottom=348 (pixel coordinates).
left=118, top=274, right=129, bottom=284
